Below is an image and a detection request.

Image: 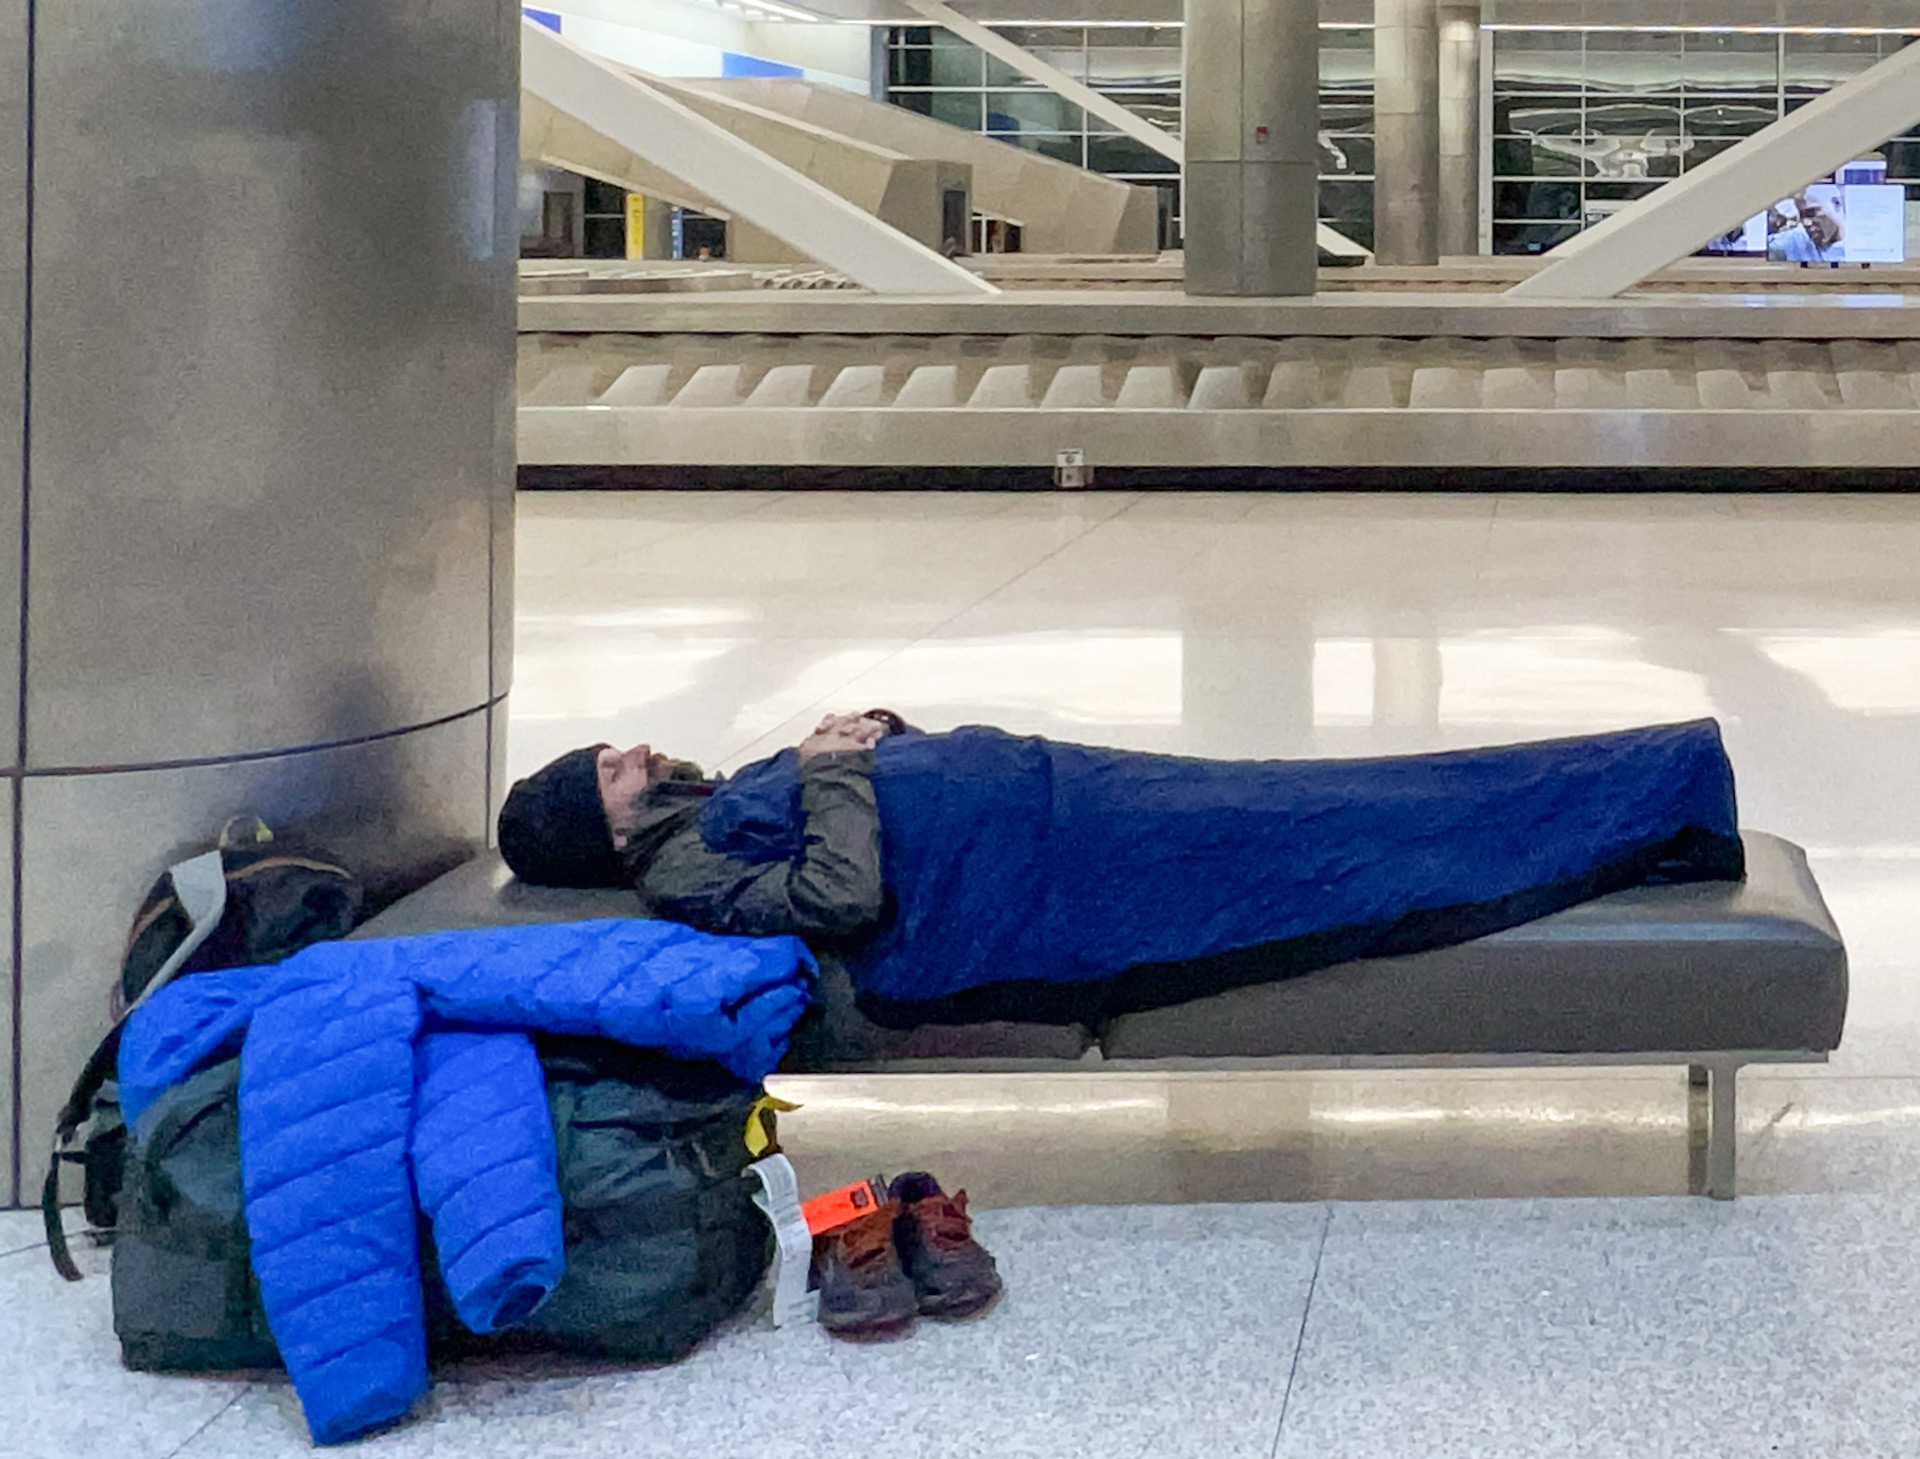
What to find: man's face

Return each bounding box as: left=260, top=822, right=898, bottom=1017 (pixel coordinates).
left=1799, top=191, right=1841, bottom=248
left=597, top=742, right=680, bottom=847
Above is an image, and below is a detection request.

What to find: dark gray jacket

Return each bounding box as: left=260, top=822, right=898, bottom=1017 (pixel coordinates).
left=621, top=750, right=884, bottom=942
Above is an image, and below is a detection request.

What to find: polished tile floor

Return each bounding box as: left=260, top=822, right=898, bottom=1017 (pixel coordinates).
left=14, top=489, right=1920, bottom=1457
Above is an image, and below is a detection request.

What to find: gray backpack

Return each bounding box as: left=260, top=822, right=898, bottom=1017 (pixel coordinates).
left=45, top=820, right=363, bottom=1281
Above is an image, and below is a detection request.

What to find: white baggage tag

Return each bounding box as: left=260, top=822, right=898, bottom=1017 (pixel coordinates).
left=747, top=1154, right=818, bottom=1327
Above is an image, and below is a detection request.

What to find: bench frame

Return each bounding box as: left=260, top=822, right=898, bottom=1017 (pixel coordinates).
left=781, top=1048, right=1832, bottom=1200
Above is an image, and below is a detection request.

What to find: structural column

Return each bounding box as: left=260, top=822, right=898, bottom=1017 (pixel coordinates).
left=3, top=0, right=519, bottom=1206
left=1437, top=2, right=1483, bottom=257
left=1183, top=0, right=1321, bottom=297
left=1374, top=0, right=1441, bottom=265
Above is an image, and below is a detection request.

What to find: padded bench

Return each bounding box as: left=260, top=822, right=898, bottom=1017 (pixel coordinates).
left=355, top=830, right=1847, bottom=1200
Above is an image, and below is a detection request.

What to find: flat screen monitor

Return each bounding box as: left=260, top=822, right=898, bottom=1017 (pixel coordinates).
left=1700, top=180, right=1906, bottom=264
left=1767, top=182, right=1905, bottom=264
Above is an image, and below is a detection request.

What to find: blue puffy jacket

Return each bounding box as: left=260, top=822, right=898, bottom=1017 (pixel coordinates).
left=118, top=918, right=815, bottom=1445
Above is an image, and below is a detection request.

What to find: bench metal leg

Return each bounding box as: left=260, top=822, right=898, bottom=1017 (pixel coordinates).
left=1705, top=1061, right=1739, bottom=1201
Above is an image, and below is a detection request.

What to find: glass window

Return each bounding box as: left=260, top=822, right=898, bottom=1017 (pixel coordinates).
left=1320, top=99, right=1373, bottom=135
left=1680, top=136, right=1748, bottom=171
left=982, top=58, right=1038, bottom=88
left=882, top=19, right=1915, bottom=249
left=1564, top=124, right=1685, bottom=181
left=1584, top=30, right=1683, bottom=94
left=1317, top=183, right=1373, bottom=249
left=983, top=27, right=1084, bottom=87
left=994, top=26, right=1084, bottom=54
left=1085, top=28, right=1181, bottom=88
left=582, top=178, right=624, bottom=214
left=927, top=30, right=982, bottom=88
left=1883, top=140, right=1920, bottom=181
left=1682, top=31, right=1778, bottom=94
left=1585, top=98, right=1681, bottom=137
left=1319, top=135, right=1373, bottom=177
left=1087, top=135, right=1178, bottom=174
left=1784, top=32, right=1884, bottom=93
left=1584, top=181, right=1663, bottom=204
left=1492, top=29, right=1584, bottom=93
left=1682, top=100, right=1781, bottom=138
left=1494, top=136, right=1581, bottom=177
left=1494, top=95, right=1585, bottom=135
left=988, top=131, right=1085, bottom=166
left=888, top=47, right=932, bottom=89
left=1493, top=180, right=1581, bottom=221
left=1493, top=221, right=1581, bottom=255
left=927, top=91, right=984, bottom=129
left=1320, top=27, right=1373, bottom=95
left=984, top=90, right=1083, bottom=133
left=1092, top=90, right=1179, bottom=132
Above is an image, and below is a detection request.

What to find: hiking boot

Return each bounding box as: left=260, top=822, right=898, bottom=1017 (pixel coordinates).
left=810, top=1203, right=918, bottom=1338
left=888, top=1172, right=1002, bottom=1319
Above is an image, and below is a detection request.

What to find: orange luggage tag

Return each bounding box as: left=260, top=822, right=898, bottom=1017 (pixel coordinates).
left=801, top=1176, right=890, bottom=1235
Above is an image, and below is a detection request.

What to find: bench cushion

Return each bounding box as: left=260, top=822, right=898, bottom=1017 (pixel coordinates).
left=1100, top=832, right=1846, bottom=1060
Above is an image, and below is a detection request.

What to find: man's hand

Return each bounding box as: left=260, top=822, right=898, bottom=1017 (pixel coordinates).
left=798, top=712, right=886, bottom=760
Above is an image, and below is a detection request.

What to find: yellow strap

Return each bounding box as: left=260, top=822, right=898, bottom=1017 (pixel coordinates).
left=744, top=1094, right=801, bottom=1158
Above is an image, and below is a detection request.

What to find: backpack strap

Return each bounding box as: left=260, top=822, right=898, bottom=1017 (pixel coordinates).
left=44, top=848, right=228, bottom=1282
left=123, top=850, right=226, bottom=1019
left=43, top=1030, right=122, bottom=1281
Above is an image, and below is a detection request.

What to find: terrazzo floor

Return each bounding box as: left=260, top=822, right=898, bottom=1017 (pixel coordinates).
left=13, top=489, right=1920, bottom=1456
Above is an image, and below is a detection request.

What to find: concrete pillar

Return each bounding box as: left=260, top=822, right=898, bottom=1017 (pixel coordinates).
left=1374, top=0, right=1441, bottom=265
left=1437, top=3, right=1483, bottom=258
left=3, top=0, right=518, bottom=1205
left=1182, top=0, right=1321, bottom=296
left=644, top=198, right=676, bottom=261
left=870, top=23, right=890, bottom=104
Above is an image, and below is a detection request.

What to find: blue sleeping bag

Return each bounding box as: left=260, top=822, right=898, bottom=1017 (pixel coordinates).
left=118, top=919, right=815, bottom=1445
left=702, top=719, right=1743, bottom=1025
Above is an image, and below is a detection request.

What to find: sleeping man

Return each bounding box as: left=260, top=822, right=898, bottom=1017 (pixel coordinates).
left=498, top=712, right=1743, bottom=1028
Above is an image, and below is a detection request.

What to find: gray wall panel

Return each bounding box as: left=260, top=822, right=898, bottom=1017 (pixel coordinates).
left=489, top=0, right=521, bottom=734
left=492, top=323, right=518, bottom=723
left=0, top=0, right=24, bottom=768
left=0, top=789, right=12, bottom=1207
left=19, top=711, right=492, bottom=1192
left=23, top=0, right=517, bottom=769
left=487, top=695, right=510, bottom=842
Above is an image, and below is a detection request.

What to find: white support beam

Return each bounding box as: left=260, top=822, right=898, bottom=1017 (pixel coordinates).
left=521, top=19, right=994, bottom=297
left=1509, top=37, right=1920, bottom=301
left=1315, top=223, right=1372, bottom=261
left=900, top=0, right=1370, bottom=262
